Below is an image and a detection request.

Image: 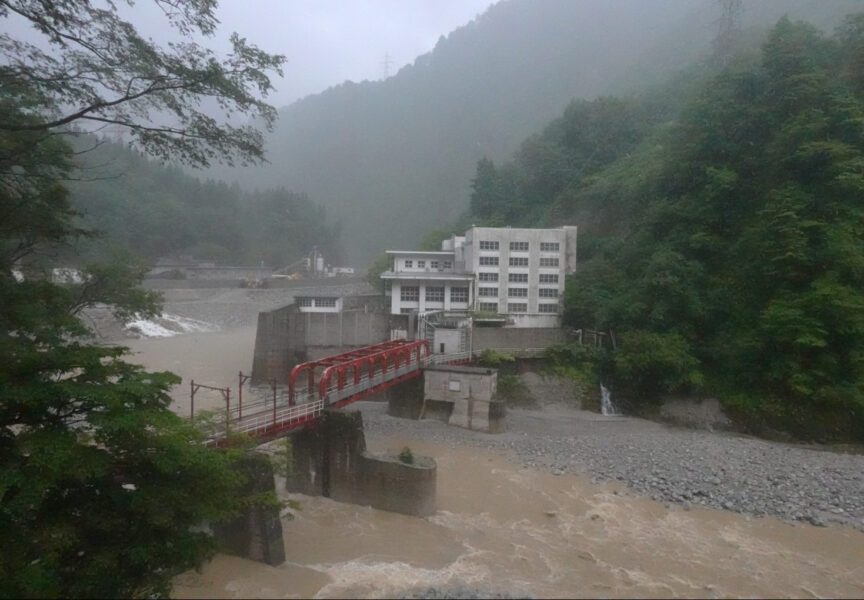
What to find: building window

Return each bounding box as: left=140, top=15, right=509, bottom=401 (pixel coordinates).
left=400, top=308, right=414, bottom=314
left=509, top=241, right=529, bottom=252
left=479, top=272, right=498, bottom=282
left=509, top=256, right=529, bottom=267
left=478, top=287, right=498, bottom=297
left=479, top=240, right=499, bottom=250
left=539, top=303, right=559, bottom=313
left=539, top=257, right=559, bottom=267
left=297, top=297, right=312, bottom=307
left=444, top=261, right=452, bottom=269
left=404, top=260, right=413, bottom=268
left=480, top=256, right=499, bottom=266
left=315, top=297, right=337, bottom=307
left=418, top=260, right=426, bottom=268
left=507, top=302, right=528, bottom=313
left=508, top=273, right=528, bottom=282
left=431, top=260, right=439, bottom=269
left=508, top=287, right=528, bottom=297
left=401, top=286, right=419, bottom=301
left=478, top=302, right=498, bottom=312
left=539, top=288, right=558, bottom=297
left=426, top=286, right=444, bottom=302
left=540, top=242, right=560, bottom=252
left=539, top=273, right=559, bottom=283
left=450, top=287, right=469, bottom=303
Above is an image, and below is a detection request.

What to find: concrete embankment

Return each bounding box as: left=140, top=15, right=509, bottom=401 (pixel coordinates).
left=287, top=409, right=437, bottom=517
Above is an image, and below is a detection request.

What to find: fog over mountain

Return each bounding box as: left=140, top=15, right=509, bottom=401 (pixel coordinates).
left=223, top=0, right=864, bottom=265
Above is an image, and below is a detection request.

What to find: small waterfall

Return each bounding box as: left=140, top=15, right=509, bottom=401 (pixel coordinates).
left=600, top=384, right=620, bottom=416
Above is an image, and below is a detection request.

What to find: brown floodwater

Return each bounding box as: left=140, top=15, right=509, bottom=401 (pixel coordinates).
left=121, top=327, right=864, bottom=599
left=171, top=439, right=864, bottom=599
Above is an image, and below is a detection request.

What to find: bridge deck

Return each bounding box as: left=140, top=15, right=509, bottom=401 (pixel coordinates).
left=203, top=343, right=471, bottom=444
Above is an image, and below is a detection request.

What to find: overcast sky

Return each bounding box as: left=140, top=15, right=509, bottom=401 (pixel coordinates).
left=209, top=0, right=495, bottom=108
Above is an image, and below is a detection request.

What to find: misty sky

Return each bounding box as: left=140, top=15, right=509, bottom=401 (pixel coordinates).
left=5, top=0, right=494, bottom=110
left=211, top=0, right=495, bottom=108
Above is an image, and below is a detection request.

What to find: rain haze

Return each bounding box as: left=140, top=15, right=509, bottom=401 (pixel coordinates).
left=222, top=0, right=495, bottom=106
left=119, top=0, right=497, bottom=107
left=4, top=1, right=864, bottom=598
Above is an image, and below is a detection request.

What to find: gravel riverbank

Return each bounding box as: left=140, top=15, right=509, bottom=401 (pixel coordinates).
left=358, top=401, right=864, bottom=532
left=92, top=283, right=864, bottom=535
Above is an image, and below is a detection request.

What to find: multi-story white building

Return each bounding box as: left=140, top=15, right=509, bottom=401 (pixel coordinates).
left=381, top=225, right=577, bottom=329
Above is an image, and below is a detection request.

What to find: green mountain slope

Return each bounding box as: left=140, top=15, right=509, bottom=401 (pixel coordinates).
left=65, top=139, right=341, bottom=268
left=468, top=12, right=864, bottom=440
left=226, top=0, right=863, bottom=265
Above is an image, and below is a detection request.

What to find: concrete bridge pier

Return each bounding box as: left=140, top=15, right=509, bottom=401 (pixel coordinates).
left=213, top=452, right=285, bottom=566
left=286, top=408, right=437, bottom=517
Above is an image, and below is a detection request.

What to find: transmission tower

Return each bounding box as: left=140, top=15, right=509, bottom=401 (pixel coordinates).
left=381, top=52, right=393, bottom=79
left=712, top=0, right=744, bottom=67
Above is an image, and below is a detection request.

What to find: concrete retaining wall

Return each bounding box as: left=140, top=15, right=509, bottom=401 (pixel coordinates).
left=386, top=377, right=424, bottom=420
left=251, top=296, right=406, bottom=384
left=472, top=327, right=571, bottom=355
left=448, top=397, right=506, bottom=433
left=213, top=453, right=285, bottom=566
left=286, top=409, right=437, bottom=517
left=358, top=452, right=437, bottom=517
left=421, top=399, right=453, bottom=423
left=424, top=365, right=497, bottom=403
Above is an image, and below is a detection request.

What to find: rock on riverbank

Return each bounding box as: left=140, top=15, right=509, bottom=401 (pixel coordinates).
left=359, top=401, right=864, bottom=532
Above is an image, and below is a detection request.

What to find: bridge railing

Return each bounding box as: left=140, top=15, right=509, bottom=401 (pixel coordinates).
left=229, top=398, right=324, bottom=436
left=203, top=349, right=480, bottom=443
left=324, top=360, right=421, bottom=403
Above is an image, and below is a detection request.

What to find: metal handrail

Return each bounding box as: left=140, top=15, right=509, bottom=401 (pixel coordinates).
left=207, top=349, right=476, bottom=442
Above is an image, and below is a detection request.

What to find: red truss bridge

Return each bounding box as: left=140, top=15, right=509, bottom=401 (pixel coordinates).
left=200, top=339, right=470, bottom=444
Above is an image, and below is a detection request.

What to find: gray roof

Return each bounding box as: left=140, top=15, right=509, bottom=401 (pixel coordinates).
left=380, top=270, right=473, bottom=281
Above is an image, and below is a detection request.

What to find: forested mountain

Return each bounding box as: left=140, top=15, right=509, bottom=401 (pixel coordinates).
left=225, top=0, right=863, bottom=265
left=64, top=139, right=341, bottom=268
left=469, top=13, right=864, bottom=440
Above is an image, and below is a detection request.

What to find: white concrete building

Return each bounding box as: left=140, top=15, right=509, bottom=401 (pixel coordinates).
left=381, top=225, right=577, bottom=329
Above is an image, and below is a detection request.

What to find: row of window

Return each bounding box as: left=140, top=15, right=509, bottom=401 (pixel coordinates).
left=478, top=272, right=560, bottom=283
left=478, top=287, right=558, bottom=298
left=478, top=241, right=560, bottom=252
left=477, top=302, right=559, bottom=313
left=478, top=256, right=559, bottom=267
left=404, top=259, right=452, bottom=270
left=297, top=297, right=338, bottom=307
left=400, top=286, right=469, bottom=303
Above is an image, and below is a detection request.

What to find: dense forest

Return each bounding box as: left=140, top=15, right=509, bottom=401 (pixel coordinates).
left=466, top=15, right=864, bottom=441
left=64, top=138, right=342, bottom=268
left=226, top=0, right=864, bottom=265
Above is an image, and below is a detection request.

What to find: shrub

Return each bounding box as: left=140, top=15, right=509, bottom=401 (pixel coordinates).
left=398, top=446, right=414, bottom=465
left=613, top=330, right=703, bottom=400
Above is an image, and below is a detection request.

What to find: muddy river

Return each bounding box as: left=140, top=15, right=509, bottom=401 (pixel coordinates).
left=122, top=328, right=864, bottom=599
